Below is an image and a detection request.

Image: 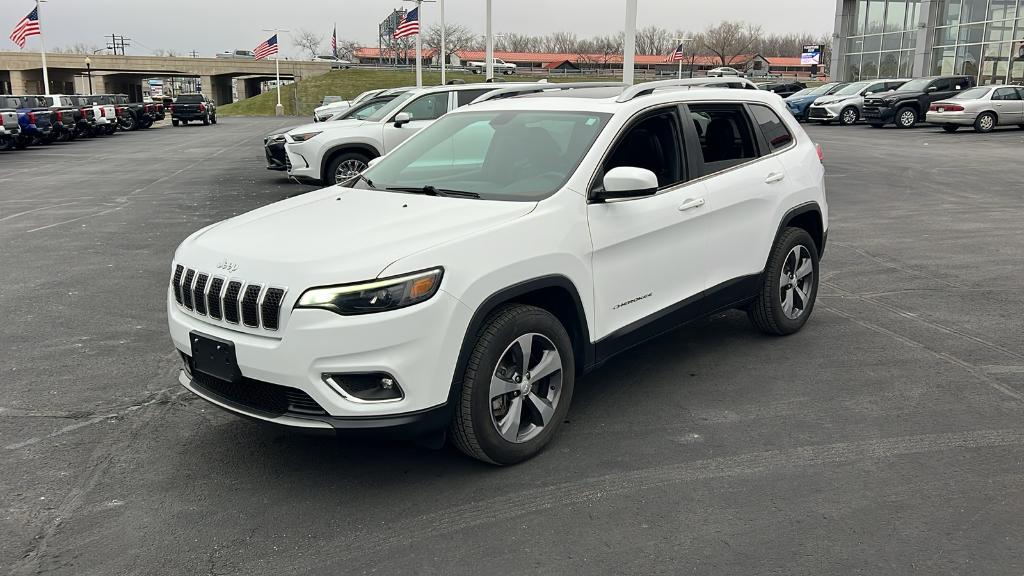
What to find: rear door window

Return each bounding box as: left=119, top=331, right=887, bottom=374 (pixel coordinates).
left=993, top=87, right=1020, bottom=100
left=686, top=103, right=759, bottom=176
left=456, top=89, right=492, bottom=107
left=400, top=92, right=450, bottom=121
left=749, top=104, right=794, bottom=153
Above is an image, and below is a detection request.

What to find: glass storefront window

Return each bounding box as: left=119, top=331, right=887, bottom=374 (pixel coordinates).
left=932, top=46, right=957, bottom=74
left=862, top=52, right=881, bottom=77
left=898, top=50, right=915, bottom=76
left=940, top=0, right=963, bottom=27
left=960, top=0, right=990, bottom=23
left=854, top=0, right=869, bottom=35
left=846, top=53, right=864, bottom=80
left=864, top=34, right=883, bottom=51
left=979, top=42, right=1011, bottom=83
left=880, top=52, right=900, bottom=75
left=907, top=0, right=921, bottom=29
left=956, top=43, right=984, bottom=76
left=988, top=0, right=1017, bottom=20
left=883, top=33, right=903, bottom=50
left=848, top=37, right=865, bottom=53
left=935, top=26, right=959, bottom=45
left=867, top=0, right=887, bottom=33
left=987, top=19, right=1015, bottom=42
left=886, top=0, right=909, bottom=32
left=1016, top=18, right=1024, bottom=39
left=1010, top=53, right=1024, bottom=83
left=958, top=23, right=986, bottom=43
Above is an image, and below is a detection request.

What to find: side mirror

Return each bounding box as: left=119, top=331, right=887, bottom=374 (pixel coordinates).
left=864, top=91, right=874, bottom=96
left=367, top=157, right=383, bottom=169
left=393, top=112, right=411, bottom=127
left=927, top=86, right=938, bottom=92
left=594, top=167, right=658, bottom=201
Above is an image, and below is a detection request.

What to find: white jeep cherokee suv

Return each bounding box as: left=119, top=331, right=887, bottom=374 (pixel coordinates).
left=285, top=82, right=537, bottom=185
left=169, top=81, right=827, bottom=465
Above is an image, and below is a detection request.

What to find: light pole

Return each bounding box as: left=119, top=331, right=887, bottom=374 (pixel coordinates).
left=485, top=0, right=494, bottom=80
left=263, top=27, right=289, bottom=116
left=623, top=0, right=637, bottom=85
left=673, top=37, right=693, bottom=79
left=439, top=0, right=446, bottom=84
left=85, top=56, right=93, bottom=94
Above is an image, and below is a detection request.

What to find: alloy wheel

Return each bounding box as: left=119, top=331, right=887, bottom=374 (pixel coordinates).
left=334, top=159, right=367, bottom=183
left=489, top=333, right=563, bottom=444
left=899, top=109, right=916, bottom=127
left=979, top=114, right=994, bottom=131
left=779, top=245, right=814, bottom=320
left=842, top=108, right=857, bottom=125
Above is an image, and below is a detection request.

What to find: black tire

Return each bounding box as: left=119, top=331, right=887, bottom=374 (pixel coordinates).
left=172, top=119, right=179, bottom=127
left=202, top=114, right=210, bottom=126
left=895, top=106, right=917, bottom=128
left=1018, top=124, right=1024, bottom=129
left=182, top=119, right=188, bottom=125
left=211, top=114, right=217, bottom=125
left=838, top=106, right=859, bottom=126
left=451, top=304, right=575, bottom=465
left=14, top=136, right=30, bottom=149
left=0, top=138, right=13, bottom=152
left=973, top=112, right=996, bottom=133
left=942, top=125, right=959, bottom=133
left=121, top=113, right=138, bottom=131
left=325, top=151, right=370, bottom=185
left=748, top=227, right=820, bottom=336
left=105, top=125, right=117, bottom=135
left=140, top=117, right=153, bottom=129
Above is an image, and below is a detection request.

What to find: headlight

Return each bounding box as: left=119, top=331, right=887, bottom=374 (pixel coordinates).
left=296, top=268, right=443, bottom=315
left=290, top=131, right=322, bottom=142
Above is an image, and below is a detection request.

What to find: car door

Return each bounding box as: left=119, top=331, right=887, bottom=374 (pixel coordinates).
left=991, top=87, right=1023, bottom=124
left=587, top=105, right=711, bottom=345
left=381, top=90, right=453, bottom=152
left=684, top=102, right=790, bottom=296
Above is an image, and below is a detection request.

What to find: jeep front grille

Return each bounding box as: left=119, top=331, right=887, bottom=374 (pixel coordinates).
left=171, top=264, right=287, bottom=331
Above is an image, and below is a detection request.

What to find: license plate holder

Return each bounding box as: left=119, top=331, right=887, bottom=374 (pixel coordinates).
left=937, top=107, right=945, bottom=113
left=189, top=331, right=242, bottom=383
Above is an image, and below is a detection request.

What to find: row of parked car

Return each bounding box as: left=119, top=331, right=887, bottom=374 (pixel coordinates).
left=783, top=75, right=1024, bottom=133
left=0, top=93, right=170, bottom=151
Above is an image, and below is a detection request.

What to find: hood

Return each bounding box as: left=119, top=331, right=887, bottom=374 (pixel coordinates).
left=814, top=94, right=851, bottom=105
left=287, top=119, right=370, bottom=136
left=175, top=187, right=537, bottom=288
left=314, top=102, right=350, bottom=114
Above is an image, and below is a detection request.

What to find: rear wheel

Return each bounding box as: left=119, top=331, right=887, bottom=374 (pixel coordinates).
left=896, top=107, right=917, bottom=128
left=14, top=136, right=30, bottom=149
left=172, top=119, right=179, bottom=127
left=748, top=227, right=819, bottom=336
left=202, top=114, right=210, bottom=126
left=973, top=112, right=996, bottom=133
left=451, top=304, right=575, bottom=465
left=839, top=106, right=859, bottom=126
left=326, top=152, right=370, bottom=185
left=121, top=113, right=138, bottom=131
left=211, top=114, right=217, bottom=125
left=942, top=125, right=959, bottom=133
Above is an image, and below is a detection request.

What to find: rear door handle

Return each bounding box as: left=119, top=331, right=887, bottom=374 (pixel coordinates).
left=764, top=172, right=786, bottom=184
left=678, top=198, right=705, bottom=211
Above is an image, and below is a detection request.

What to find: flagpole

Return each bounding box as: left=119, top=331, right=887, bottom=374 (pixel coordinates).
left=415, top=0, right=423, bottom=87
left=439, top=0, right=446, bottom=85
left=623, top=0, right=637, bottom=85
left=37, top=0, right=50, bottom=95
left=485, top=0, right=493, bottom=81
left=263, top=28, right=289, bottom=116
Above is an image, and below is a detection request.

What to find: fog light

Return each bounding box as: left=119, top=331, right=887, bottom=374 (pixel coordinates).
left=323, top=373, right=403, bottom=402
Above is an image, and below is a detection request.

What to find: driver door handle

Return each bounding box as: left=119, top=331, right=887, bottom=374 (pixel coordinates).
left=678, top=198, right=705, bottom=211
left=764, top=172, right=786, bottom=184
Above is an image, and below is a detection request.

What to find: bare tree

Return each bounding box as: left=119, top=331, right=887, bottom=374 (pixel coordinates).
left=700, top=21, right=763, bottom=66
left=634, top=26, right=673, bottom=56
left=334, top=38, right=360, bottom=61
left=496, top=33, right=543, bottom=53
left=542, top=31, right=578, bottom=53
left=424, top=23, right=480, bottom=58
left=293, top=28, right=324, bottom=59
left=152, top=48, right=180, bottom=57
left=55, top=42, right=102, bottom=54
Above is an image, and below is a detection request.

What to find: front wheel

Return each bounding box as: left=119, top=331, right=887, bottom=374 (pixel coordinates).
left=973, top=112, right=995, bottom=133
left=326, top=152, right=370, bottom=185
left=451, top=304, right=575, bottom=465
left=896, top=107, right=918, bottom=128
left=748, top=227, right=819, bottom=336
left=839, top=106, right=859, bottom=126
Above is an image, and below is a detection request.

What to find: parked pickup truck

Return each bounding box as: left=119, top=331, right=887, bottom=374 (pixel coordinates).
left=170, top=93, right=217, bottom=126
left=0, top=107, right=21, bottom=151
left=22, top=95, right=78, bottom=142
left=466, top=58, right=517, bottom=75
left=68, top=95, right=117, bottom=136
left=34, top=94, right=94, bottom=141
left=0, top=95, right=56, bottom=148
left=92, top=94, right=161, bottom=130
left=863, top=75, right=975, bottom=128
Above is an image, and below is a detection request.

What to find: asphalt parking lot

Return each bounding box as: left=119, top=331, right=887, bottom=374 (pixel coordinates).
left=2, top=118, right=1024, bottom=575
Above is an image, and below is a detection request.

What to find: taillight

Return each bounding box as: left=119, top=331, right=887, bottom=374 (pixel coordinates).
left=56, top=111, right=63, bottom=122
left=169, top=104, right=175, bottom=112
left=198, top=103, right=206, bottom=113
left=815, top=143, right=824, bottom=163
left=28, top=111, right=36, bottom=123
left=100, top=107, right=106, bottom=117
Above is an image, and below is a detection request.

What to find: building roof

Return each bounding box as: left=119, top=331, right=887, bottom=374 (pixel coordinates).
left=352, top=47, right=812, bottom=68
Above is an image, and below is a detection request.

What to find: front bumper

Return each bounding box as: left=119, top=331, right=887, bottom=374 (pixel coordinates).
left=808, top=103, right=846, bottom=121
left=168, top=288, right=472, bottom=428
left=264, top=140, right=287, bottom=170
left=785, top=102, right=811, bottom=120
left=925, top=111, right=976, bottom=125
left=0, top=126, right=19, bottom=136
left=862, top=105, right=896, bottom=124
left=284, top=141, right=320, bottom=181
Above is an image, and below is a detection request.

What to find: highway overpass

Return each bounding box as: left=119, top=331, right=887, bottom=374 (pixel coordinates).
left=0, top=52, right=331, bottom=103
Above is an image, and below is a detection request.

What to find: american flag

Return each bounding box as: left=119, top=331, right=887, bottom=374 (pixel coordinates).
left=331, top=25, right=337, bottom=57
left=9, top=6, right=41, bottom=49
left=671, top=43, right=685, bottom=62
left=254, top=34, right=278, bottom=60
left=393, top=8, right=419, bottom=40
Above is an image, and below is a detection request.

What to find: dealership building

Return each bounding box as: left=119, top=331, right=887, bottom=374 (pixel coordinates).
left=831, top=0, right=1024, bottom=83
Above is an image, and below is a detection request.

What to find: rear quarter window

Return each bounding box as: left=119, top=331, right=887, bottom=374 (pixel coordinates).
left=749, top=104, right=794, bottom=153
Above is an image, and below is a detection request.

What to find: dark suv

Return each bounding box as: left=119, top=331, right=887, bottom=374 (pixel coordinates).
left=863, top=75, right=975, bottom=128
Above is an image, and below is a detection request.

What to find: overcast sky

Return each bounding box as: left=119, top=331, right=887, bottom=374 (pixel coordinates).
left=13, top=0, right=834, bottom=57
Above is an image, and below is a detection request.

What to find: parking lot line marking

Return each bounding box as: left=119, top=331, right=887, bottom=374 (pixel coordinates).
left=297, top=429, right=1024, bottom=570
left=0, top=202, right=79, bottom=223
left=23, top=205, right=125, bottom=234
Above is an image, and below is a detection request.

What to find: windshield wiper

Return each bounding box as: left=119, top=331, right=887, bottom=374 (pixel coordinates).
left=385, top=185, right=480, bottom=199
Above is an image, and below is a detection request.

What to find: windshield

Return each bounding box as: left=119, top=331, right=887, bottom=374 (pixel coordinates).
left=834, top=81, right=870, bottom=96
left=358, top=110, right=611, bottom=201
left=808, top=83, right=840, bottom=96
left=337, top=98, right=394, bottom=121
left=322, top=96, right=343, bottom=105
left=364, top=91, right=418, bottom=122
left=788, top=88, right=813, bottom=99
left=897, top=78, right=932, bottom=92
left=176, top=94, right=205, bottom=103
left=952, top=87, right=990, bottom=100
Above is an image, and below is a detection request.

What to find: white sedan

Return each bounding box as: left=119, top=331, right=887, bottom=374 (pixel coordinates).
left=707, top=66, right=743, bottom=77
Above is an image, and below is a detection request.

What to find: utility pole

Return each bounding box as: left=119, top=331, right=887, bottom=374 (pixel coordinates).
left=106, top=34, right=131, bottom=55
left=189, top=50, right=200, bottom=58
